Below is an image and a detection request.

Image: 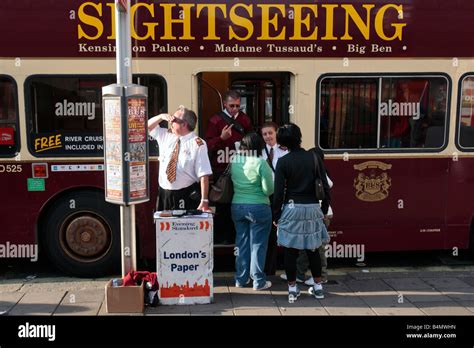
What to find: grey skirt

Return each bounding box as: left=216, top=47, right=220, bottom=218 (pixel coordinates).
left=277, top=203, right=330, bottom=250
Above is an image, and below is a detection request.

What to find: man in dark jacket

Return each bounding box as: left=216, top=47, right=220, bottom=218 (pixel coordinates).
left=205, top=90, right=253, bottom=244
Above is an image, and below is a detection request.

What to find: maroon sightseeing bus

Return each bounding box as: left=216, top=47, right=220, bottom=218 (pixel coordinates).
left=0, top=0, right=473, bottom=276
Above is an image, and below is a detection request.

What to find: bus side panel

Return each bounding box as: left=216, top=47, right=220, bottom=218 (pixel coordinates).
left=445, top=157, right=474, bottom=249
left=0, top=162, right=33, bottom=244
left=327, top=157, right=449, bottom=251
left=0, top=161, right=157, bottom=253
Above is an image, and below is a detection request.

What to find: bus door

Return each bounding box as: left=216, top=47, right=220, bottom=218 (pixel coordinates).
left=318, top=75, right=450, bottom=252
left=447, top=74, right=474, bottom=249
left=198, top=72, right=291, bottom=136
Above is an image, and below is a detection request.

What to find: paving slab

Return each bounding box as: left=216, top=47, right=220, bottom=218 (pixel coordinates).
left=414, top=301, right=474, bottom=315
left=440, top=288, right=474, bottom=301
left=21, top=279, right=107, bottom=292
left=421, top=277, right=473, bottom=290
left=454, top=301, right=474, bottom=314
left=234, top=307, right=281, bottom=315
left=0, top=282, right=24, bottom=293
left=60, top=289, right=105, bottom=304
left=319, top=293, right=377, bottom=316
left=356, top=291, right=425, bottom=316
left=399, top=290, right=453, bottom=303
left=279, top=306, right=329, bottom=316
left=228, top=288, right=279, bottom=310
left=0, top=292, right=25, bottom=314
left=274, top=292, right=329, bottom=316
left=9, top=291, right=66, bottom=315
left=345, top=279, right=395, bottom=292
left=383, top=278, right=434, bottom=291
left=54, top=302, right=102, bottom=316
left=458, top=277, right=474, bottom=287
left=189, top=294, right=233, bottom=314
left=190, top=310, right=234, bottom=316
left=145, top=305, right=191, bottom=316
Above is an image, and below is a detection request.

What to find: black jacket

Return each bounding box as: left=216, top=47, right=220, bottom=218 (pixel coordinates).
left=272, top=148, right=331, bottom=222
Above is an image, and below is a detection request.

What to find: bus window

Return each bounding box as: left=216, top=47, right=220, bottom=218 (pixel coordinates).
left=26, top=75, right=166, bottom=157
left=0, top=76, right=19, bottom=157
left=320, top=78, right=378, bottom=149
left=319, top=75, right=449, bottom=151
left=458, top=75, right=474, bottom=149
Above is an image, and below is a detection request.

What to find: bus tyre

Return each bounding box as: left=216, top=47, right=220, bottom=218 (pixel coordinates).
left=41, top=191, right=120, bottom=277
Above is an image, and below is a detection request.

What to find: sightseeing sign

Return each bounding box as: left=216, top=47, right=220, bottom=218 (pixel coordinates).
left=1, top=0, right=474, bottom=58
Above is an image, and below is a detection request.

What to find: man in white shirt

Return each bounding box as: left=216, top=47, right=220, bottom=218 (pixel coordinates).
left=148, top=107, right=212, bottom=212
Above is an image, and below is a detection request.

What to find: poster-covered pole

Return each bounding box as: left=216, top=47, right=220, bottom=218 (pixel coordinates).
left=116, top=0, right=135, bottom=278
left=102, top=0, right=149, bottom=278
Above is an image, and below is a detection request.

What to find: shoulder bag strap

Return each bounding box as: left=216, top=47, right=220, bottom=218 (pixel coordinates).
left=218, top=111, right=245, bottom=135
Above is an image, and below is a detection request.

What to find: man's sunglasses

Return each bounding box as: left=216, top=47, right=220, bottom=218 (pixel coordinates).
left=172, top=118, right=185, bottom=124
left=228, top=104, right=241, bottom=108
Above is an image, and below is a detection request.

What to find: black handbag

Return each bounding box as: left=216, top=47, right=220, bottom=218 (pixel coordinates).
left=311, top=151, right=325, bottom=200
left=209, top=164, right=233, bottom=204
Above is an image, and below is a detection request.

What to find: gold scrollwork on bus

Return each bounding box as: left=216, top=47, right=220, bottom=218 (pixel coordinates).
left=353, top=161, right=392, bottom=202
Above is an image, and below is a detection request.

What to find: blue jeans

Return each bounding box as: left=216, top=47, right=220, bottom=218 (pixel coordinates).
left=231, top=204, right=272, bottom=289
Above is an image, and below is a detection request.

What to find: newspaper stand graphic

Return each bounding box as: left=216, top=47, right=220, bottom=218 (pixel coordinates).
left=155, top=212, right=213, bottom=305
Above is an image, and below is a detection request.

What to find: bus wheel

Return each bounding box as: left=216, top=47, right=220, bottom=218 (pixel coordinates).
left=41, top=191, right=120, bottom=277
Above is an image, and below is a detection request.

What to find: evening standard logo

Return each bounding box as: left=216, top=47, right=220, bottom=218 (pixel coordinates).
left=171, top=222, right=199, bottom=231
left=18, top=322, right=56, bottom=341
left=55, top=99, right=96, bottom=120
left=0, top=242, right=38, bottom=262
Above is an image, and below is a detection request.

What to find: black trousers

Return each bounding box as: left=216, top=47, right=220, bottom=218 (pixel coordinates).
left=212, top=172, right=236, bottom=244
left=156, top=183, right=200, bottom=211
left=284, top=247, right=321, bottom=282
left=264, top=194, right=277, bottom=275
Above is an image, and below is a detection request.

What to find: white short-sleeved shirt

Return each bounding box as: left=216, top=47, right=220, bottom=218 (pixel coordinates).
left=150, top=127, right=212, bottom=190
left=261, top=144, right=288, bottom=180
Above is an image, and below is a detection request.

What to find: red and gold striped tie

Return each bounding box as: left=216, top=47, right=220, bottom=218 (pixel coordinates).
left=267, top=147, right=274, bottom=168
left=166, top=139, right=180, bottom=183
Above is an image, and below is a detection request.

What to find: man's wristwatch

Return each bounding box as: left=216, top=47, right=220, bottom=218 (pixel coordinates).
left=201, top=199, right=209, bottom=202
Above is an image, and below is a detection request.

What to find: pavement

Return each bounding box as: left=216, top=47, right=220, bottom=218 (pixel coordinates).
left=1, top=266, right=474, bottom=316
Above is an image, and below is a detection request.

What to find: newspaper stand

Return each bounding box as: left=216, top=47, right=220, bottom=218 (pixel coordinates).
left=155, top=212, right=213, bottom=305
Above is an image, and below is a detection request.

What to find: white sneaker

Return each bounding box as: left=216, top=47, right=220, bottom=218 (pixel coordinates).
left=288, top=285, right=301, bottom=303
left=308, top=283, right=324, bottom=299
left=280, top=273, right=304, bottom=283
left=235, top=279, right=251, bottom=288
left=254, top=280, right=272, bottom=291
left=304, top=277, right=315, bottom=286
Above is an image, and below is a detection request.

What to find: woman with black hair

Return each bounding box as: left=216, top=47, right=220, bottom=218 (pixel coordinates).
left=273, top=123, right=331, bottom=301
left=231, top=132, right=274, bottom=291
